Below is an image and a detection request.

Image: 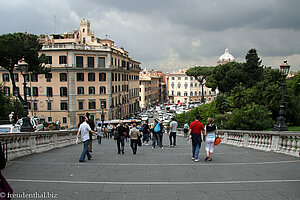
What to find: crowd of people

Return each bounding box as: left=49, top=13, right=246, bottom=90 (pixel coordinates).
left=75, top=112, right=219, bottom=163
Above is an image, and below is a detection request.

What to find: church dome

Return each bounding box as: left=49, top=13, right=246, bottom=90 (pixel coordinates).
left=218, top=49, right=235, bottom=64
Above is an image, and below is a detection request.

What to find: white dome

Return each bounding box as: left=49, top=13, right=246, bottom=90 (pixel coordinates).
left=218, top=49, right=235, bottom=62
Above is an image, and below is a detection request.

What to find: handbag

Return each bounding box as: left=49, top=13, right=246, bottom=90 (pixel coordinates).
left=214, top=137, right=221, bottom=145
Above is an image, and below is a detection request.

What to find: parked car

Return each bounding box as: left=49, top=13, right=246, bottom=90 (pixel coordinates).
left=17, top=117, right=44, bottom=132
left=0, top=124, right=21, bottom=134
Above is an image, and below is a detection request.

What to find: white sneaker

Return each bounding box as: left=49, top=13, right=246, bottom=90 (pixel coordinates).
left=152, top=147, right=154, bottom=149
left=192, top=157, right=195, bottom=160
left=194, top=159, right=200, bottom=162
left=161, top=147, right=164, bottom=149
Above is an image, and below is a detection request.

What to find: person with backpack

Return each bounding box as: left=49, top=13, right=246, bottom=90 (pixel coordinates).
left=152, top=118, right=163, bottom=149
left=204, top=117, right=219, bottom=161
left=116, top=121, right=127, bottom=154
left=187, top=114, right=204, bottom=162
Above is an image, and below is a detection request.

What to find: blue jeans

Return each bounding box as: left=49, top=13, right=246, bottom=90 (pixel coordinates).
left=143, top=133, right=150, bottom=143
left=80, top=140, right=92, bottom=161
left=191, top=133, right=202, bottom=159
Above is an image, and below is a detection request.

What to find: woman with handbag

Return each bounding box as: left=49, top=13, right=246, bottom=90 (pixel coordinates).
left=204, top=117, right=219, bottom=161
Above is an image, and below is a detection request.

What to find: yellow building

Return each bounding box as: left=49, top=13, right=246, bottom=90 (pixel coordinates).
left=0, top=19, right=141, bottom=128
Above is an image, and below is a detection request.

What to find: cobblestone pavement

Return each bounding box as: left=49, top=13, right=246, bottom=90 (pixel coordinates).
left=3, top=135, right=300, bottom=200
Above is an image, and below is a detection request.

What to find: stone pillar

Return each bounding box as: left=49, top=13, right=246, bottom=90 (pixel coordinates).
left=271, top=134, right=280, bottom=151
left=29, top=135, right=37, bottom=154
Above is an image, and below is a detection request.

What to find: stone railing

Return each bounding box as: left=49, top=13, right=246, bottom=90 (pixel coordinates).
left=218, top=130, right=300, bottom=157
left=0, top=130, right=79, bottom=161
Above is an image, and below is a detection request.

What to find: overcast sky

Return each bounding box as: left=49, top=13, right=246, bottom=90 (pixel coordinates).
left=1, top=0, right=299, bottom=72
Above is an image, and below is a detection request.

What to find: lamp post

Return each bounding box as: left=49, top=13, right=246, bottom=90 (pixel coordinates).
left=273, top=60, right=290, bottom=131
left=101, top=103, right=105, bottom=126
left=19, top=59, right=33, bottom=132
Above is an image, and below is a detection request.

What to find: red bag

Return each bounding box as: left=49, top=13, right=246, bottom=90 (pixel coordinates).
left=214, top=137, right=221, bottom=145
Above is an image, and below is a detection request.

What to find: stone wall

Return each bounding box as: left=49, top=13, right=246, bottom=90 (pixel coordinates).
left=0, top=130, right=79, bottom=161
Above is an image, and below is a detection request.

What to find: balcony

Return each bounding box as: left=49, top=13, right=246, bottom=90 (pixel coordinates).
left=42, top=44, right=111, bottom=51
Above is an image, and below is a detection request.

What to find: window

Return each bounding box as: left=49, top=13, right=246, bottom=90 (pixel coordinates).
left=60, top=73, right=67, bottom=81
left=83, top=37, right=86, bottom=44
left=87, top=57, right=94, bottom=68
left=76, top=56, right=83, bottom=68
left=172, top=77, right=175, bottom=80
left=2, top=73, right=9, bottom=82
left=46, top=56, right=52, bottom=64
left=88, top=73, right=95, bottom=81
left=98, top=57, right=105, bottom=68
left=47, top=102, right=52, bottom=110
left=14, top=87, right=19, bottom=96
left=184, top=83, right=188, bottom=89
left=27, top=102, right=31, bottom=110
left=191, top=83, right=193, bottom=87
left=185, top=77, right=188, bottom=80
left=195, top=91, right=197, bottom=96
left=99, top=73, right=106, bottom=81
left=45, top=73, right=52, bottom=82
left=177, top=92, right=181, bottom=96
left=178, top=77, right=181, bottom=80
left=89, top=86, right=95, bottom=94
left=59, top=56, right=67, bottom=64
left=177, top=83, right=181, bottom=88
left=115, top=73, right=118, bottom=81
left=31, top=73, right=38, bottom=82
left=60, top=87, right=67, bottom=97
left=24, top=74, right=29, bottom=82
left=184, top=92, right=188, bottom=96
left=77, top=73, right=84, bottom=81
left=25, top=87, right=31, bottom=96
left=46, top=87, right=53, bottom=97
left=88, top=101, right=96, bottom=109
left=190, top=92, right=193, bottom=96
left=118, top=73, right=120, bottom=81
left=60, top=102, right=68, bottom=110
left=32, top=87, right=38, bottom=97
left=4, top=87, right=10, bottom=96
left=13, top=73, right=19, bottom=82
left=100, top=86, right=106, bottom=94
left=112, top=86, right=114, bottom=93
left=77, top=87, right=84, bottom=95
left=78, top=101, right=84, bottom=110
left=62, top=117, right=67, bottom=124
left=33, top=102, right=38, bottom=111
left=195, top=83, right=197, bottom=87
left=171, top=90, right=174, bottom=95
left=48, top=117, right=52, bottom=123
left=112, top=73, right=114, bottom=81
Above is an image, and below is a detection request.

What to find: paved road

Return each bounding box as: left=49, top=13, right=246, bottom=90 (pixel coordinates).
left=3, top=135, right=300, bottom=200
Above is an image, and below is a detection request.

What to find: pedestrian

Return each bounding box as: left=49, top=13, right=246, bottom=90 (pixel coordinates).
left=107, top=122, right=113, bottom=138
left=125, top=123, right=130, bottom=142
left=169, top=117, right=178, bottom=147
left=75, top=116, right=96, bottom=162
left=129, top=123, right=141, bottom=154
left=9, top=112, right=14, bottom=122
left=152, top=119, right=163, bottom=149
left=187, top=114, right=204, bottom=162
left=116, top=122, right=127, bottom=154
left=183, top=122, right=189, bottom=137
left=86, top=112, right=95, bottom=153
left=96, top=123, right=103, bottom=145
left=0, top=141, right=13, bottom=197
left=204, top=117, right=218, bottom=161
left=142, top=120, right=151, bottom=145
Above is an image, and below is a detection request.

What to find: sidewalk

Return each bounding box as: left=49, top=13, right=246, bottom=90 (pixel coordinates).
left=3, top=134, right=300, bottom=200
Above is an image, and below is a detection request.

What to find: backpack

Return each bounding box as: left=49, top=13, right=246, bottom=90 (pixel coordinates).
left=154, top=123, right=161, bottom=133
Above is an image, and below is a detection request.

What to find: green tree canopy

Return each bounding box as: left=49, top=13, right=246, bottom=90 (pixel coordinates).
left=0, top=32, right=49, bottom=102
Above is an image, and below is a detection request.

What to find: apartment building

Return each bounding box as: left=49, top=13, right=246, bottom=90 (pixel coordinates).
left=166, top=69, right=217, bottom=104
left=0, top=19, right=141, bottom=128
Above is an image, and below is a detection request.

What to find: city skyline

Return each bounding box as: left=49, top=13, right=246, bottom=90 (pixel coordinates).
left=0, top=0, right=300, bottom=72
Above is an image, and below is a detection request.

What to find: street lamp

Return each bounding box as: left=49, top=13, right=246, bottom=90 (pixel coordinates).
left=273, top=60, right=290, bottom=131
left=19, top=59, right=33, bottom=132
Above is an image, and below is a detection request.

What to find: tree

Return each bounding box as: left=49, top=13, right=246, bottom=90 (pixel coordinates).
left=186, top=66, right=214, bottom=103
left=243, top=48, right=263, bottom=88
left=0, top=32, right=49, bottom=102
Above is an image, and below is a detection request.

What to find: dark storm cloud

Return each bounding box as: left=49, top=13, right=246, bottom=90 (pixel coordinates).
left=0, top=0, right=299, bottom=71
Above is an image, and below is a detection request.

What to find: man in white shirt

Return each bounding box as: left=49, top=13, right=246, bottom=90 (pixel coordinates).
left=76, top=116, right=96, bottom=162
left=107, top=122, right=113, bottom=138
left=169, top=118, right=178, bottom=147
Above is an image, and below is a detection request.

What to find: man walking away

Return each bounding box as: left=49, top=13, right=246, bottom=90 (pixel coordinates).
left=107, top=122, right=113, bottom=138
left=169, top=117, right=178, bottom=147
left=86, top=112, right=95, bottom=152
left=183, top=123, right=189, bottom=137
left=129, top=123, right=141, bottom=154
left=116, top=122, right=127, bottom=154
left=187, top=114, right=204, bottom=162
left=152, top=119, right=163, bottom=149
left=76, top=117, right=96, bottom=162
left=142, top=120, right=151, bottom=145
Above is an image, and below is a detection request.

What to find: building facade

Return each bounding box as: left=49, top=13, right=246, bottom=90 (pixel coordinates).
left=0, top=19, right=141, bottom=128
left=166, top=69, right=217, bottom=104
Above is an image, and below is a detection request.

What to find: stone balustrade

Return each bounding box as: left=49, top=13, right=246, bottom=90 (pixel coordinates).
left=0, top=130, right=79, bottom=161
left=218, top=130, right=300, bottom=157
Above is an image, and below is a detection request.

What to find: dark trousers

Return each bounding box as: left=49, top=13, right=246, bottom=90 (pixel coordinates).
left=131, top=139, right=138, bottom=154
left=169, top=132, right=176, bottom=146
left=152, top=133, right=162, bottom=148
left=80, top=140, right=91, bottom=161
left=117, top=136, right=125, bottom=153
left=88, top=133, right=93, bottom=151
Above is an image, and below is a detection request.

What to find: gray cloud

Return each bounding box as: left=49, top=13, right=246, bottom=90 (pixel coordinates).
left=0, top=0, right=299, bottom=72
